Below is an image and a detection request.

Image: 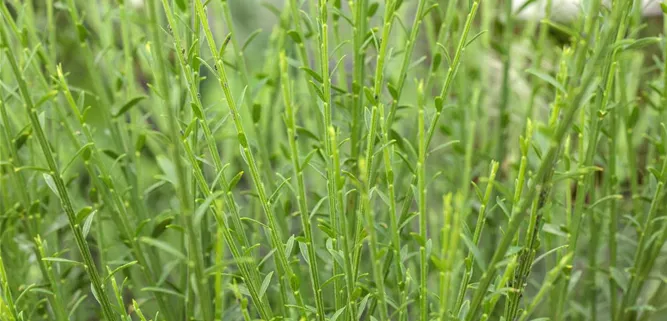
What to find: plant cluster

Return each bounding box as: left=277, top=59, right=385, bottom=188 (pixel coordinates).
left=1, top=1, right=667, bottom=321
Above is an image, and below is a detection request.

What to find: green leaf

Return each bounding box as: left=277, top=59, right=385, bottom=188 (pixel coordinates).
left=422, top=4, right=439, bottom=18
left=35, top=90, right=58, bottom=109
left=460, top=232, right=486, bottom=270
left=219, top=33, right=232, bottom=58
left=43, top=173, right=59, bottom=199
left=151, top=216, right=174, bottom=238
left=142, top=287, right=185, bottom=299
left=309, top=81, right=325, bottom=102
left=105, top=261, right=138, bottom=283
left=257, top=249, right=277, bottom=269
left=101, top=149, right=121, bottom=160
left=260, top=2, right=281, bottom=17
left=622, top=37, right=661, bottom=51
left=287, top=30, right=302, bottom=44
left=289, top=274, right=301, bottom=292
left=299, top=241, right=310, bottom=265
left=409, top=232, right=425, bottom=246
left=300, top=148, right=319, bottom=172
left=627, top=106, right=640, bottom=128
left=465, top=31, right=486, bottom=48
left=68, top=294, right=88, bottom=319
left=175, top=0, right=186, bottom=11
left=540, top=19, right=579, bottom=41
left=331, top=307, right=346, bottom=321
left=76, top=23, right=88, bottom=42
left=14, top=125, right=32, bottom=150
left=268, top=177, right=291, bottom=205
left=43, top=257, right=83, bottom=266
left=76, top=206, right=93, bottom=224
left=191, top=102, right=204, bottom=119
left=609, top=267, right=628, bottom=291
left=285, top=235, right=296, bottom=255
left=242, top=28, right=263, bottom=52
left=63, top=143, right=94, bottom=173
left=228, top=171, right=244, bottom=192
left=387, top=82, right=399, bottom=100
left=194, top=191, right=225, bottom=227
left=531, top=141, right=543, bottom=160
left=552, top=166, right=603, bottom=183
left=140, top=237, right=186, bottom=261
left=367, top=2, right=379, bottom=17
left=182, top=119, right=197, bottom=140
left=135, top=134, right=146, bottom=152
left=432, top=52, right=442, bottom=71
left=588, top=194, right=623, bottom=210
left=82, top=209, right=97, bottom=238
left=187, top=38, right=200, bottom=66
left=357, top=294, right=371, bottom=319
left=300, top=67, right=323, bottom=83
left=648, top=166, right=663, bottom=181
left=252, top=103, right=261, bottom=123
left=156, top=155, right=177, bottom=186
left=525, top=68, right=566, bottom=93
left=459, top=300, right=470, bottom=320
left=363, top=86, right=377, bottom=105
left=434, top=96, right=444, bottom=112
left=471, top=181, right=484, bottom=202
left=259, top=271, right=273, bottom=298
left=296, top=126, right=320, bottom=142
left=317, top=221, right=336, bottom=238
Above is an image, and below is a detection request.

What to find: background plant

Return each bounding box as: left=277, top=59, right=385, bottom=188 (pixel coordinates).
left=1, top=1, right=667, bottom=321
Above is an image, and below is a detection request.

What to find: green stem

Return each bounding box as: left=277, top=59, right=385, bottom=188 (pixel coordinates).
left=496, top=0, right=513, bottom=165
left=195, top=1, right=308, bottom=317
left=0, top=93, right=68, bottom=321
left=145, top=0, right=212, bottom=319
left=417, top=79, right=428, bottom=321
left=317, top=1, right=357, bottom=319
left=0, top=22, right=118, bottom=321
left=465, top=17, right=617, bottom=317
left=279, top=52, right=326, bottom=321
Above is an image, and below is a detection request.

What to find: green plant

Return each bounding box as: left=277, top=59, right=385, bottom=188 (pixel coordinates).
left=1, top=1, right=667, bottom=321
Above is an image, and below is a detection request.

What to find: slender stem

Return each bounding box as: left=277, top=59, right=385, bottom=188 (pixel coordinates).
left=195, top=1, right=308, bottom=317
left=0, top=93, right=68, bottom=321
left=465, top=17, right=617, bottom=317
left=517, top=253, right=573, bottom=321
left=145, top=0, right=214, bottom=319
left=385, top=0, right=427, bottom=128
left=0, top=255, right=21, bottom=320
left=55, top=67, right=177, bottom=320
left=350, top=0, right=368, bottom=160
left=318, top=1, right=358, bottom=319
left=496, top=0, right=514, bottom=165
left=417, top=79, right=428, bottom=321
left=220, top=0, right=274, bottom=183
left=0, top=22, right=118, bottom=321
left=279, top=52, right=326, bottom=321
left=454, top=160, right=499, bottom=314
left=396, top=1, right=479, bottom=228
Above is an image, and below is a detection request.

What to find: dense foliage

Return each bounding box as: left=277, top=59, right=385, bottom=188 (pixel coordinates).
left=1, top=1, right=667, bottom=320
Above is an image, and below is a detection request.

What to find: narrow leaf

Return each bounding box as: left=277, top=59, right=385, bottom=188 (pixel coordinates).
left=525, top=68, right=566, bottom=93
left=43, top=173, right=59, bottom=199
left=242, top=29, right=263, bottom=52
left=43, top=257, right=83, bottom=266
left=140, top=237, right=186, bottom=261
left=259, top=271, right=274, bottom=297
left=113, top=96, right=147, bottom=118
